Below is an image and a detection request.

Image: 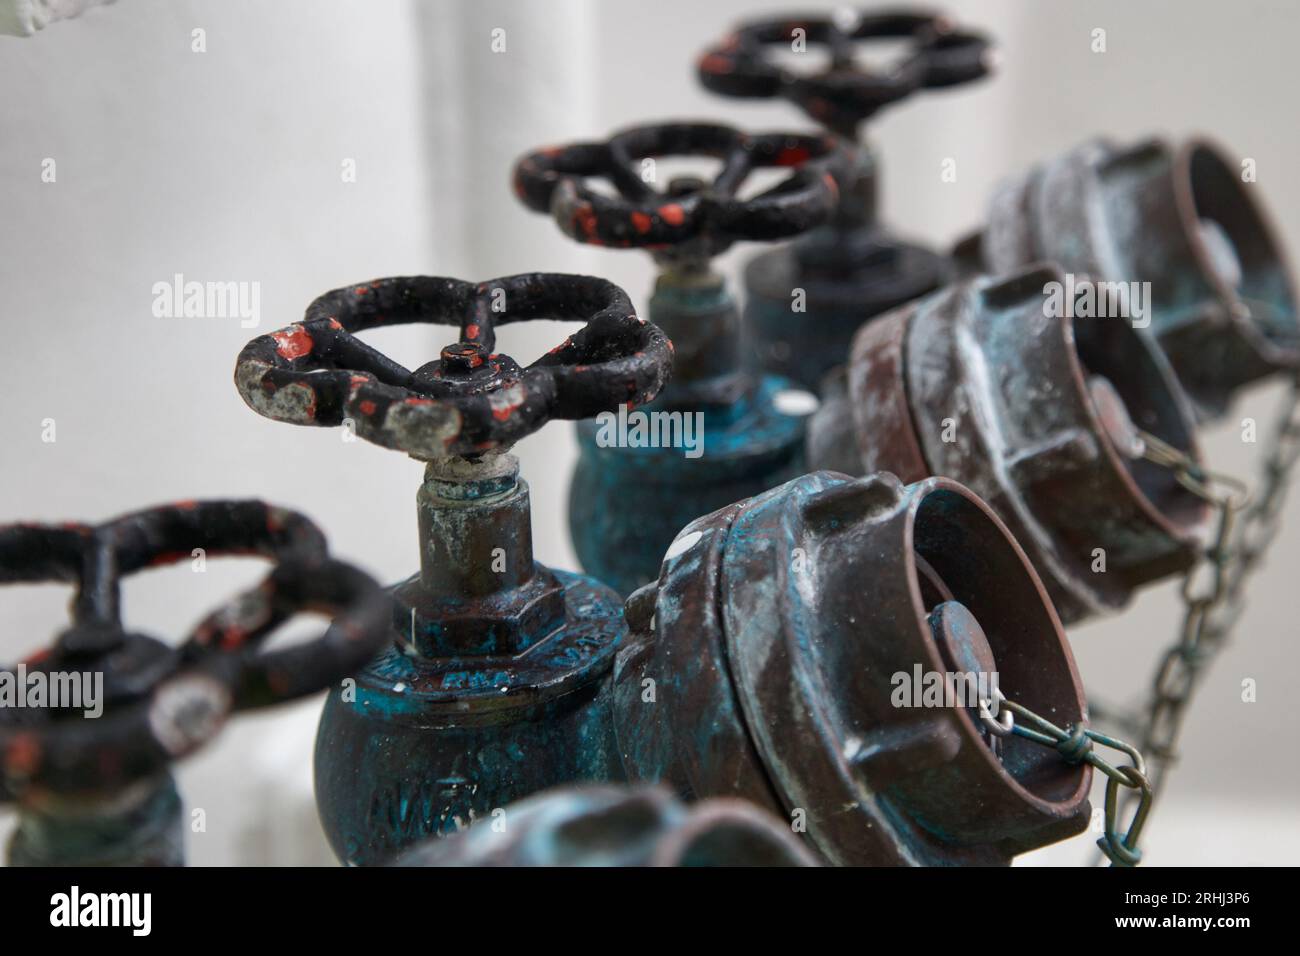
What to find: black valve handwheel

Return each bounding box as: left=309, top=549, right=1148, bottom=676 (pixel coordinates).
left=0, top=501, right=390, bottom=797
left=236, top=273, right=672, bottom=459
left=513, top=122, right=845, bottom=254
left=697, top=10, right=992, bottom=136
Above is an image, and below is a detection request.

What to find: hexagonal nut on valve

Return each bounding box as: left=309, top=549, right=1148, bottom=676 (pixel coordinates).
left=614, top=470, right=1093, bottom=866
left=959, top=137, right=1300, bottom=418
left=395, top=784, right=817, bottom=867
left=808, top=264, right=1211, bottom=623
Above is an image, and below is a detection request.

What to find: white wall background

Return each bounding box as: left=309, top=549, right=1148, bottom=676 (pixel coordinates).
left=0, top=0, right=1296, bottom=865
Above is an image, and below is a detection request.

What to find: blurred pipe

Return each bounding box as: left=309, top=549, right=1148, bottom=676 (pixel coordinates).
left=1, top=0, right=116, bottom=37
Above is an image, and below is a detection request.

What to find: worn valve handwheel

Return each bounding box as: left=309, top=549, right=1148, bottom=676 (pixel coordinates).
left=0, top=501, right=390, bottom=866
left=235, top=273, right=672, bottom=865
left=236, top=273, right=670, bottom=459
left=514, top=121, right=842, bottom=260
left=697, top=9, right=992, bottom=136
left=514, top=122, right=846, bottom=595
left=697, top=8, right=995, bottom=390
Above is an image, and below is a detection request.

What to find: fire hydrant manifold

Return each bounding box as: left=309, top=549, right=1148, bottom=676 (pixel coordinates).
left=234, top=273, right=671, bottom=865
left=614, top=470, right=1093, bottom=865
left=514, top=121, right=847, bottom=595
left=807, top=264, right=1211, bottom=622
left=955, top=137, right=1300, bottom=417
left=0, top=501, right=389, bottom=866
left=697, top=8, right=994, bottom=391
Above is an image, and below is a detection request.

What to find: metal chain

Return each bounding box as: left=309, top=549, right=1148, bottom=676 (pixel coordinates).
left=979, top=690, right=1152, bottom=866
left=1133, top=431, right=1248, bottom=794
left=1097, top=376, right=1300, bottom=862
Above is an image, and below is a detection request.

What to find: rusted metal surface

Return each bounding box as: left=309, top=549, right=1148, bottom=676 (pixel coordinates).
left=615, top=470, right=1092, bottom=865
left=235, top=273, right=672, bottom=865
left=959, top=137, right=1300, bottom=417
left=0, top=501, right=390, bottom=865
left=397, top=784, right=818, bottom=867
left=697, top=9, right=995, bottom=389
left=808, top=265, right=1211, bottom=622
left=514, top=122, right=847, bottom=594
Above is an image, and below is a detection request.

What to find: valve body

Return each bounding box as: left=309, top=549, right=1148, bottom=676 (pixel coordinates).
left=314, top=456, right=627, bottom=865
left=568, top=272, right=809, bottom=595
left=743, top=144, right=949, bottom=390
left=234, top=273, right=671, bottom=865
left=8, top=774, right=183, bottom=867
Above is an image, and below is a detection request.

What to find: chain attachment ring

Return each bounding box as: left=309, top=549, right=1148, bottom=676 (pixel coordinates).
left=994, top=696, right=1152, bottom=867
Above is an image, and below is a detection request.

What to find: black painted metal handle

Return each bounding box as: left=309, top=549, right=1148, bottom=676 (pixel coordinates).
left=0, top=501, right=390, bottom=798
left=697, top=10, right=992, bottom=135
left=513, top=122, right=845, bottom=255
left=235, top=273, right=672, bottom=459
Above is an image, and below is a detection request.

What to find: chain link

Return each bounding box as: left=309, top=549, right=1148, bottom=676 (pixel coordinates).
left=1096, top=376, right=1300, bottom=863
left=980, top=690, right=1152, bottom=866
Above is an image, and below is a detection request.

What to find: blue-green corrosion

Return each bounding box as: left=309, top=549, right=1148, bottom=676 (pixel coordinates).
left=566, top=271, right=811, bottom=596
left=568, top=375, right=806, bottom=596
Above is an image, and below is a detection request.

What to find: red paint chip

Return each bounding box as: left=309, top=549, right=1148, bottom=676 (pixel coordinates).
left=658, top=203, right=685, bottom=226
left=272, top=325, right=314, bottom=360
left=776, top=146, right=811, bottom=167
